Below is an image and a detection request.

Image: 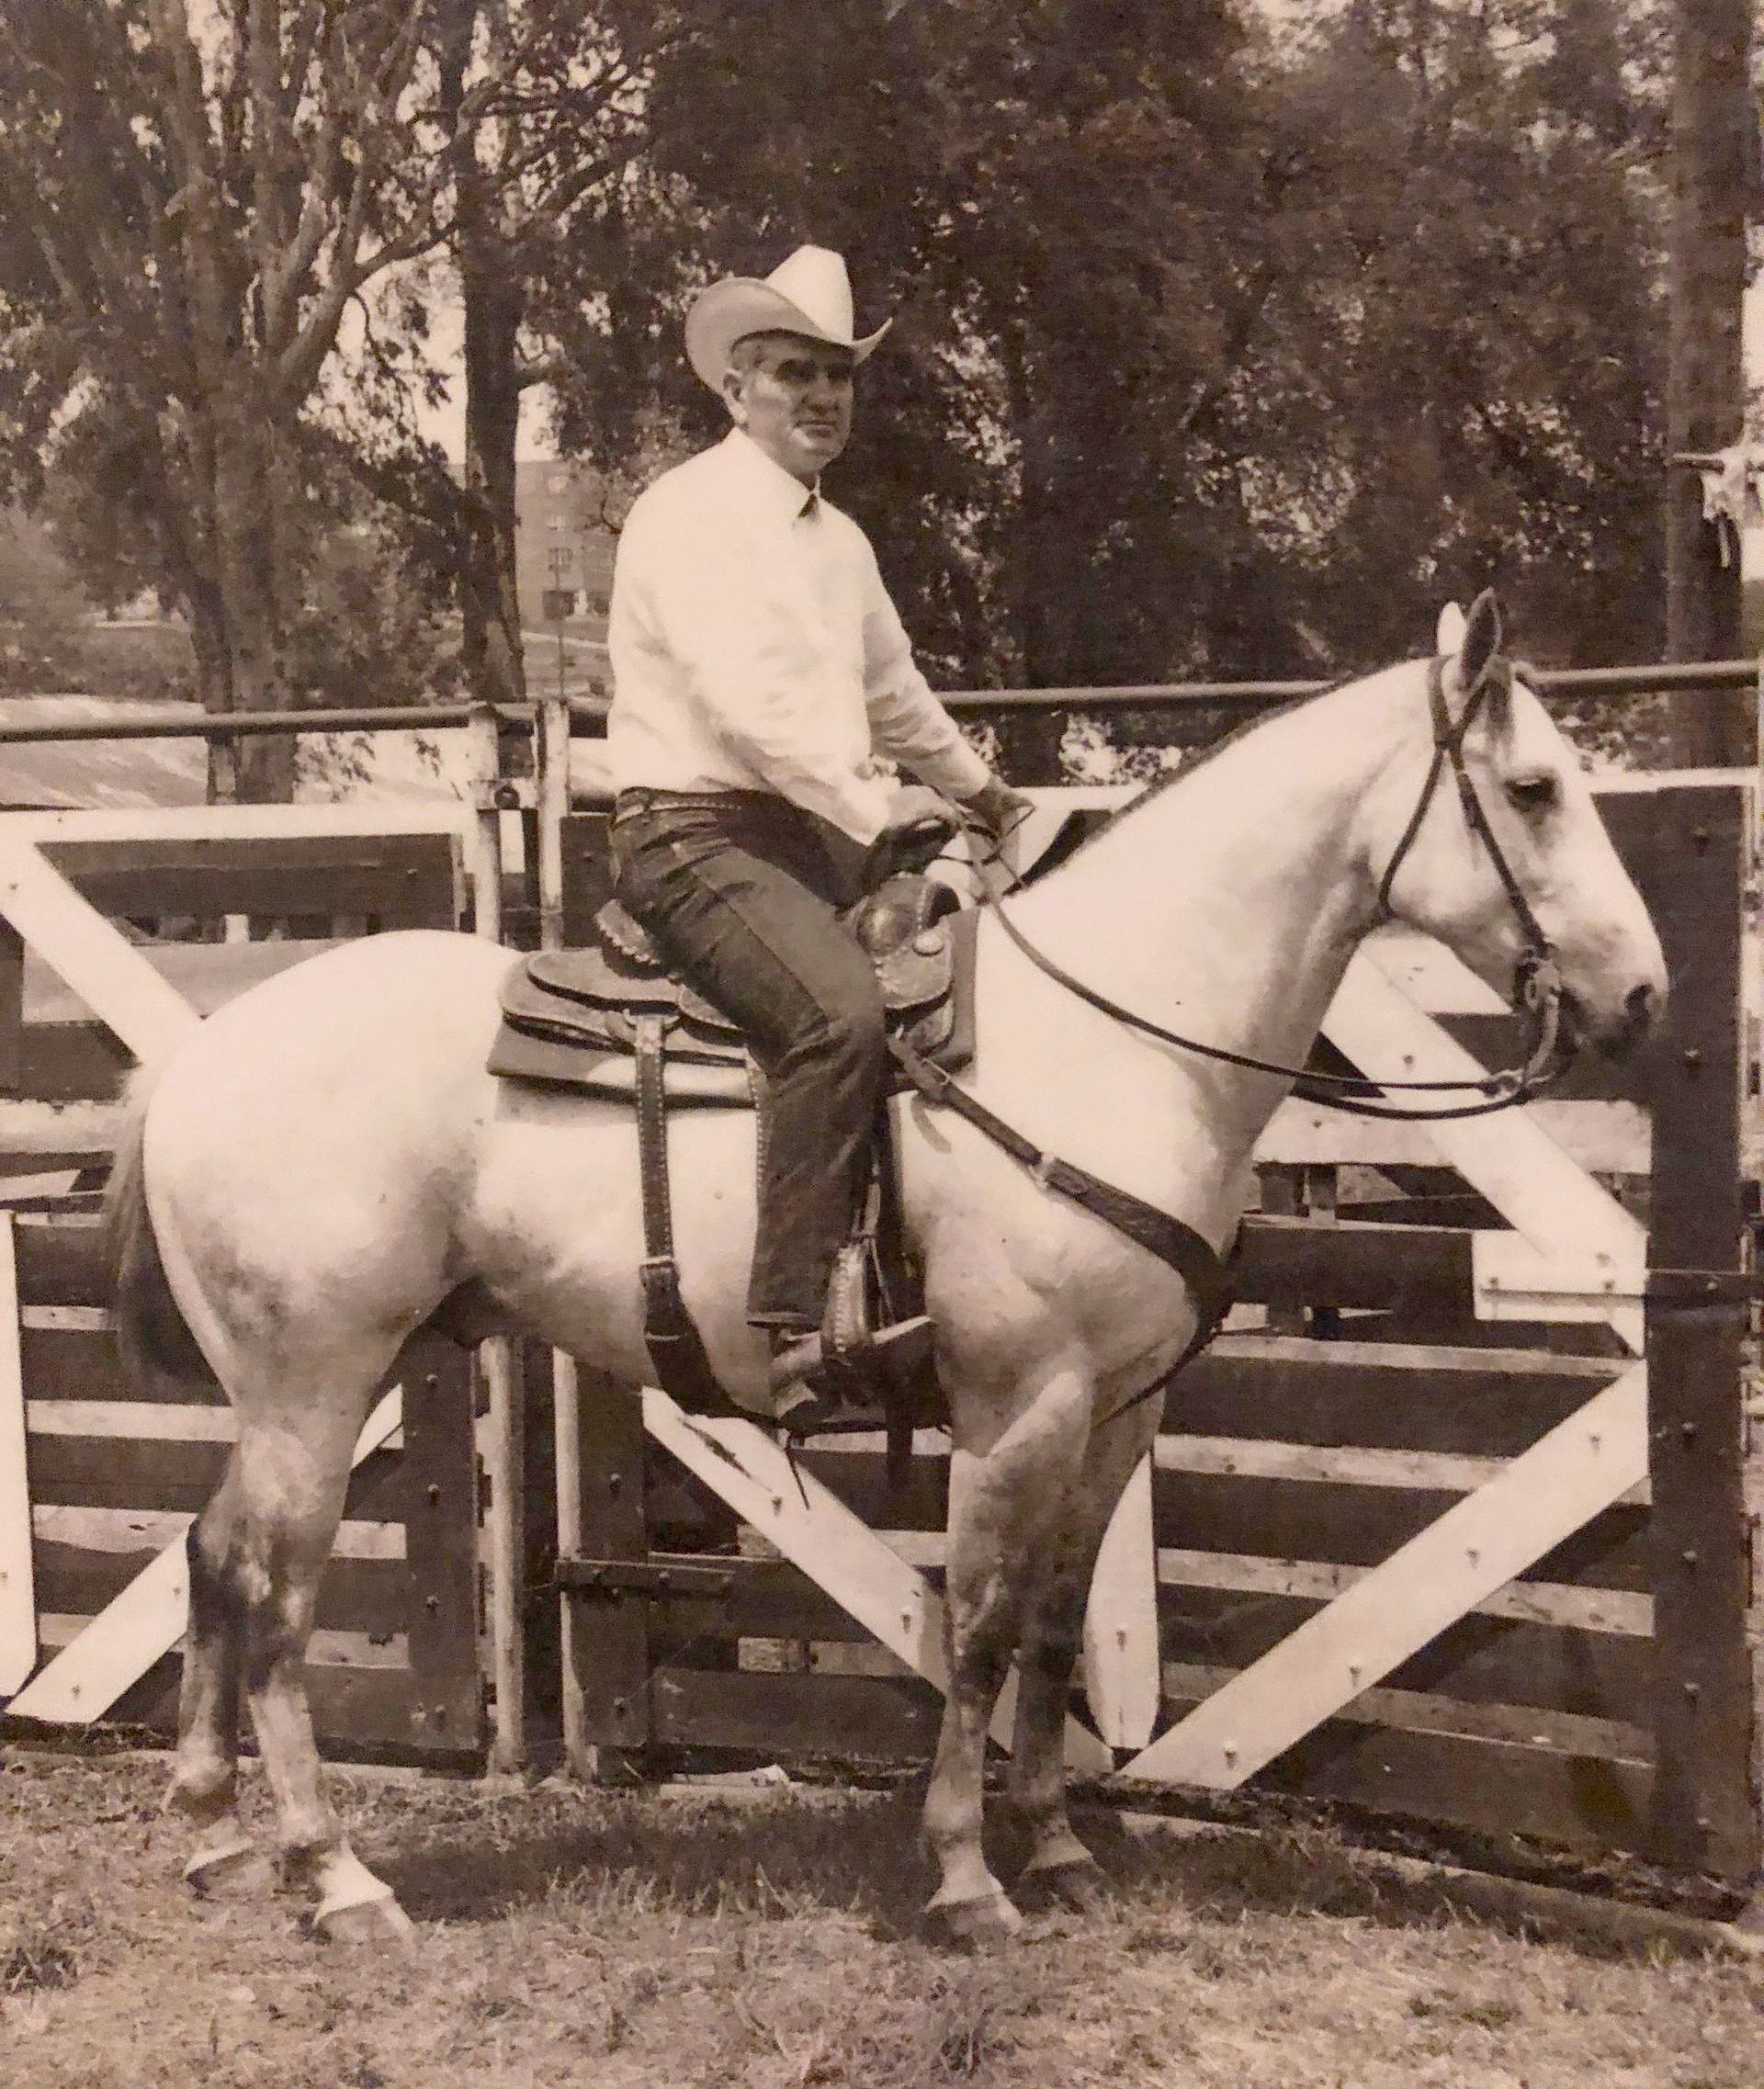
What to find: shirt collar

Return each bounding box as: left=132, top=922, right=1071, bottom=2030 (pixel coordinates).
left=720, top=428, right=822, bottom=522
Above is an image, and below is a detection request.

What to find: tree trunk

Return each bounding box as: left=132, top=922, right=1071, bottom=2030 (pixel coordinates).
left=210, top=388, right=298, bottom=802
left=1663, top=0, right=1753, bottom=766
left=458, top=231, right=528, bottom=715
left=184, top=580, right=237, bottom=803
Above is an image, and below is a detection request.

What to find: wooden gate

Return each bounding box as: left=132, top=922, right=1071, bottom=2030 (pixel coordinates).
left=0, top=806, right=485, bottom=1758
left=551, top=773, right=1762, bottom=1882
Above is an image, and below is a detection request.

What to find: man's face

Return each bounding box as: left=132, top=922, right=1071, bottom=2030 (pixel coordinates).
left=723, top=333, right=855, bottom=485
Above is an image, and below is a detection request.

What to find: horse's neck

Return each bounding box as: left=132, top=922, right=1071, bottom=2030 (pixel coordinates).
left=1001, top=669, right=1412, bottom=1149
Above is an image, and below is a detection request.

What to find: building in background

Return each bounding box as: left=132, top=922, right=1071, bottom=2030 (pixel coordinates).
left=514, top=462, right=617, bottom=683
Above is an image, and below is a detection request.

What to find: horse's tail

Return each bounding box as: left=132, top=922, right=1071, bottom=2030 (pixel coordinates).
left=104, top=1065, right=215, bottom=1395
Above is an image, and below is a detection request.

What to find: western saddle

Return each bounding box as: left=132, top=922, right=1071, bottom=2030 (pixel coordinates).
left=487, top=874, right=977, bottom=1427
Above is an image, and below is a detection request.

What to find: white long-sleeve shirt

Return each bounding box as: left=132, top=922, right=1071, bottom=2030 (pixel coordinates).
left=605, top=429, right=990, bottom=843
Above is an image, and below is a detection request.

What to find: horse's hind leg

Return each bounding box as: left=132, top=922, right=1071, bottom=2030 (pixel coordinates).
left=1009, top=1399, right=1163, bottom=1906
left=199, top=1338, right=415, bottom=1944
left=923, top=1358, right=1091, bottom=1946
left=236, top=1367, right=415, bottom=1943
left=166, top=1461, right=257, bottom=1892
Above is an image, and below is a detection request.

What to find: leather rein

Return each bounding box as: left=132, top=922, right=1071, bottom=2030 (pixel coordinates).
left=890, top=649, right=1567, bottom=1419
left=975, top=651, right=1566, bottom=1124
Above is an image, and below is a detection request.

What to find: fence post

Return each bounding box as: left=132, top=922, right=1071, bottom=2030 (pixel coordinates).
left=536, top=694, right=571, bottom=955
left=563, top=1373, right=653, bottom=1772
left=401, top=1328, right=484, bottom=1754
left=1645, top=779, right=1757, bottom=1881
left=467, top=699, right=525, bottom=1768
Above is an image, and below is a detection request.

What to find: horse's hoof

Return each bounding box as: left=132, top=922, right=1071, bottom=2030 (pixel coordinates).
left=1016, top=1854, right=1110, bottom=1914
left=313, top=1892, right=417, bottom=1950
left=184, top=1835, right=272, bottom=1901
left=923, top=1890, right=1023, bottom=1950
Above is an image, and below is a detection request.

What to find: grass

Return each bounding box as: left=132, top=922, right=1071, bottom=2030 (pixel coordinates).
left=3, top=1750, right=1762, bottom=2088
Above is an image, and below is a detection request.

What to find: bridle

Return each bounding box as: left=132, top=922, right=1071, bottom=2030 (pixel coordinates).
left=968, top=650, right=1566, bottom=1124
left=886, top=647, right=1571, bottom=1433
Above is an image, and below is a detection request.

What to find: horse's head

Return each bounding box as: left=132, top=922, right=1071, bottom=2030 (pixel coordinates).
left=1361, top=591, right=1666, bottom=1061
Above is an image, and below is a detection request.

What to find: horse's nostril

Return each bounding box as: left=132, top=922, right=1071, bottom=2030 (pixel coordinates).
left=1625, top=981, right=1656, bottom=1029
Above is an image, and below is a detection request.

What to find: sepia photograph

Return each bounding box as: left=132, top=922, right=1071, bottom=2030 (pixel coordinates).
left=1, top=3, right=1762, bottom=2083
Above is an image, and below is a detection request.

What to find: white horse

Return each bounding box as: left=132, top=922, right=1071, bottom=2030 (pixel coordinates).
left=107, top=596, right=1663, bottom=1946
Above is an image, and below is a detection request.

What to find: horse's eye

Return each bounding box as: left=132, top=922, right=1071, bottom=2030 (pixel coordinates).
left=1505, top=773, right=1558, bottom=815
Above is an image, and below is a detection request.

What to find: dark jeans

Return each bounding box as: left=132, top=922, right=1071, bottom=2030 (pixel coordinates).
left=609, top=790, right=885, bottom=1329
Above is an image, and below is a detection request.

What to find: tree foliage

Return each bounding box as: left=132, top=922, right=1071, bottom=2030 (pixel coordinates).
left=545, top=0, right=1679, bottom=701
left=0, top=0, right=1711, bottom=802
left=0, top=0, right=451, bottom=794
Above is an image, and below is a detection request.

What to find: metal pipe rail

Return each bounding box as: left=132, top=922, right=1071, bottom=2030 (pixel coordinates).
left=0, top=658, right=1754, bottom=747
left=939, top=660, right=1762, bottom=715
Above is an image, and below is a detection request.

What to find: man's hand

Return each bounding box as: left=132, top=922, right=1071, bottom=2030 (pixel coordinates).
left=864, top=784, right=962, bottom=886
left=959, top=773, right=1035, bottom=842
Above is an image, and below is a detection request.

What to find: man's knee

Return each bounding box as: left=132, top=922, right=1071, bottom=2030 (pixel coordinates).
left=802, top=976, right=888, bottom=1071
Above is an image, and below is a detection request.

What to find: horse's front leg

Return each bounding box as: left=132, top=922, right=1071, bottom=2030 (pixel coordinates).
left=1009, top=1396, right=1163, bottom=1905
left=923, top=1356, right=1091, bottom=1946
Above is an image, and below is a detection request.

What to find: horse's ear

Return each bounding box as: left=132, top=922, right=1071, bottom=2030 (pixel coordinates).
left=1459, top=589, right=1503, bottom=687
left=1435, top=603, right=1467, bottom=655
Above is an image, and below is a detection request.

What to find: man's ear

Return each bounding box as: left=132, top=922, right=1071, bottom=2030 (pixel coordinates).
left=720, top=367, right=747, bottom=427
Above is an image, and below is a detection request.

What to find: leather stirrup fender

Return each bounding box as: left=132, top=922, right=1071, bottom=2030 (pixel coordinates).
left=633, top=1012, right=735, bottom=1415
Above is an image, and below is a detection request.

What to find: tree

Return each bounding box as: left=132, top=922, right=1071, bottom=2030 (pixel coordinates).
left=425, top=1, right=673, bottom=715
left=0, top=509, right=86, bottom=693
left=548, top=0, right=1679, bottom=713
left=0, top=1, right=450, bottom=796
left=1250, top=0, right=1677, bottom=674
left=1663, top=0, right=1755, bottom=763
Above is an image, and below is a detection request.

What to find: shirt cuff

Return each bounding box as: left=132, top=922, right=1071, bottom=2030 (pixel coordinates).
left=916, top=736, right=993, bottom=803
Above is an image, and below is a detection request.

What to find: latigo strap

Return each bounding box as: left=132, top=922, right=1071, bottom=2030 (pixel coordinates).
left=634, top=1012, right=736, bottom=1415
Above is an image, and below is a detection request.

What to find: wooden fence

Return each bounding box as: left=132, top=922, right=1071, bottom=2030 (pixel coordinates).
left=0, top=690, right=1758, bottom=1896
left=549, top=768, right=1763, bottom=1887
left=0, top=804, right=486, bottom=1759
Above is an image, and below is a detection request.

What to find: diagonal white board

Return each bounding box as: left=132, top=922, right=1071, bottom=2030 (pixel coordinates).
left=1082, top=1451, right=1159, bottom=1750
left=6, top=1389, right=402, bottom=1723
left=0, top=839, right=204, bottom=1065
left=1322, top=951, right=1645, bottom=1355
left=0, top=1216, right=36, bottom=1693
left=1112, top=950, right=1650, bottom=1790
left=1117, top=1362, right=1647, bottom=1789
left=643, top=1392, right=1113, bottom=1773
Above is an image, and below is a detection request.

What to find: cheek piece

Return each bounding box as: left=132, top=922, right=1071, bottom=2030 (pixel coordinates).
left=1370, top=655, right=1563, bottom=1084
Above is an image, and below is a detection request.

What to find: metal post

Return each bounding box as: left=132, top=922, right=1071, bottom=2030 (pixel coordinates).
left=466, top=701, right=504, bottom=944
left=536, top=694, right=570, bottom=956
left=466, top=695, right=523, bottom=1767
left=533, top=683, right=584, bottom=1767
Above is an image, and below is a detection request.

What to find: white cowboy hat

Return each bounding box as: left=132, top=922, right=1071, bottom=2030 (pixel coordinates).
left=684, top=244, right=892, bottom=391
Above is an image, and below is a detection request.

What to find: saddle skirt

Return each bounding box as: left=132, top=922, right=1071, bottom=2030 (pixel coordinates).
left=487, top=874, right=977, bottom=1106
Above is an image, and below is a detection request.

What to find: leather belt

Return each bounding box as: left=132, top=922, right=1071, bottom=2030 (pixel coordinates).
left=614, top=787, right=785, bottom=820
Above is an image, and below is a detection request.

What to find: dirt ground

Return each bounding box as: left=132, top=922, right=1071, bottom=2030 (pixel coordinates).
left=4, top=1750, right=1763, bottom=2089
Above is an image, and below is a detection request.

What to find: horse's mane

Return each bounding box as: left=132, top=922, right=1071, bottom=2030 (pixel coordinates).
left=1040, top=666, right=1372, bottom=878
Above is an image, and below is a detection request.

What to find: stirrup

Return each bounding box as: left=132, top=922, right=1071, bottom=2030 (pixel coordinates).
left=770, top=1313, right=934, bottom=1423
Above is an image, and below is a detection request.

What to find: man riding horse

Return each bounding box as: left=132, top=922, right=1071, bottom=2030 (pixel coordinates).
left=605, top=244, right=1030, bottom=1422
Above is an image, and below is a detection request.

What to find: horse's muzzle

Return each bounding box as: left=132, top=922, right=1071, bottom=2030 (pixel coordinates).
left=1595, top=977, right=1662, bottom=1061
